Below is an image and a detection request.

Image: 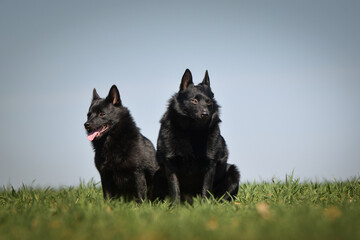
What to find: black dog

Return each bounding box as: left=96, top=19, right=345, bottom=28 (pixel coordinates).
left=156, top=69, right=240, bottom=202
left=84, top=85, right=158, bottom=201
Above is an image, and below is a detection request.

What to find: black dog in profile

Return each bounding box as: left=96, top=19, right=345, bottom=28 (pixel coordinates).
left=156, top=69, right=240, bottom=202
left=84, top=85, right=158, bottom=201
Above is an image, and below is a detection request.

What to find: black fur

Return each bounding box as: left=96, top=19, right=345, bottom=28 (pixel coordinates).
left=84, top=85, right=158, bottom=201
left=156, top=69, right=240, bottom=202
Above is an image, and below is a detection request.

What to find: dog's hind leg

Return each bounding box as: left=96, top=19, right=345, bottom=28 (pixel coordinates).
left=134, top=171, right=147, bottom=203
left=225, top=164, right=240, bottom=200
left=213, top=164, right=240, bottom=201
left=152, top=166, right=169, bottom=200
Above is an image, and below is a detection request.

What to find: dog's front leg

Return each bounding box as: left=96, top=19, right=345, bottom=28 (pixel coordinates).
left=134, top=171, right=147, bottom=203
left=164, top=161, right=180, bottom=203
left=99, top=171, right=118, bottom=200
left=201, top=162, right=216, bottom=199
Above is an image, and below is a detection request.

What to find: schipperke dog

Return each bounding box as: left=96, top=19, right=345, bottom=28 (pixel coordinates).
left=156, top=69, right=240, bottom=202
left=84, top=85, right=158, bottom=201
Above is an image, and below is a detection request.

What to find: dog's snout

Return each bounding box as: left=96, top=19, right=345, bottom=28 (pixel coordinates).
left=201, top=110, right=209, bottom=119
left=84, top=122, right=91, bottom=130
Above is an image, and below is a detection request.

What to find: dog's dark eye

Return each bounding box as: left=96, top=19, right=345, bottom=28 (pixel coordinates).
left=191, top=98, right=198, bottom=104
left=99, top=112, right=105, bottom=117
left=206, top=99, right=212, bottom=105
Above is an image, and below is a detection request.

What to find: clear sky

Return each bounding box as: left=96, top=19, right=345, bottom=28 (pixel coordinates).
left=1, top=0, right=359, bottom=188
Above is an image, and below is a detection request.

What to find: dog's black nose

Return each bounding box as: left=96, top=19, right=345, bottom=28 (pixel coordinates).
left=84, top=122, right=90, bottom=130
left=201, top=111, right=209, bottom=119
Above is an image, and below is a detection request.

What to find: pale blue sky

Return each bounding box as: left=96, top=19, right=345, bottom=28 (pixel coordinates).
left=1, top=0, right=359, bottom=188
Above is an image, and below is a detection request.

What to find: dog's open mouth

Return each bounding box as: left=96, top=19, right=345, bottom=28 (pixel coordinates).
left=87, top=125, right=109, bottom=142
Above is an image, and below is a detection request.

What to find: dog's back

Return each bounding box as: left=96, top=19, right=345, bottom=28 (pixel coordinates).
left=85, top=85, right=158, bottom=201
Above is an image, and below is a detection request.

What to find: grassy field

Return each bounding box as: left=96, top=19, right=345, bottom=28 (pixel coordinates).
left=1, top=175, right=359, bottom=240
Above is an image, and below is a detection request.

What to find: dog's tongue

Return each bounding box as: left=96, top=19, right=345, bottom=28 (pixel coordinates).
left=87, top=130, right=100, bottom=142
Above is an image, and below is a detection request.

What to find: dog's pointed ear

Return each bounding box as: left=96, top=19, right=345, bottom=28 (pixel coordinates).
left=106, top=85, right=122, bottom=106
left=201, top=70, right=210, bottom=87
left=92, top=88, right=100, bottom=100
left=180, top=69, right=193, bottom=91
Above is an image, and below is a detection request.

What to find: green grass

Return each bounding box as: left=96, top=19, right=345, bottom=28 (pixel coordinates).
left=1, top=176, right=359, bottom=240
